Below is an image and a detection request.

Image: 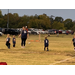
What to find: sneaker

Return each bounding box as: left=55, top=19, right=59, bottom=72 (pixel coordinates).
left=8, top=47, right=10, bottom=49
left=23, top=46, right=25, bottom=48
left=21, top=46, right=24, bottom=48
left=47, top=49, right=49, bottom=51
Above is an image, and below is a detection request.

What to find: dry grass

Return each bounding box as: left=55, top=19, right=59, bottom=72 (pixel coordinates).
left=0, top=34, right=75, bottom=65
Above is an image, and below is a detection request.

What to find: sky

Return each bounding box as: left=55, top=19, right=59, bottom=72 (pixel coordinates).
left=0, top=9, right=75, bottom=21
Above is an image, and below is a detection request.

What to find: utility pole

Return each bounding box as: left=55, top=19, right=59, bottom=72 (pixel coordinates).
left=7, top=9, right=9, bottom=30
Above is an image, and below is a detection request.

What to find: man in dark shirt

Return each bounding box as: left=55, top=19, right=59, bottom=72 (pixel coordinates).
left=44, top=37, right=49, bottom=51
left=19, top=26, right=27, bottom=48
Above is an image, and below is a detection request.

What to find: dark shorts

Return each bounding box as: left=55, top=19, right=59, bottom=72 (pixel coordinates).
left=13, top=41, right=16, bottom=44
left=45, top=44, right=48, bottom=47
left=73, top=43, right=75, bottom=47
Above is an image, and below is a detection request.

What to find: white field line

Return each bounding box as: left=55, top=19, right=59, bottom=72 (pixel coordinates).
left=50, top=57, right=75, bottom=65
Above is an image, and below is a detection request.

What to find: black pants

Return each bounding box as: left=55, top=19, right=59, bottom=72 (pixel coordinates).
left=6, top=42, right=10, bottom=49
left=73, top=43, right=75, bottom=47
left=21, top=38, right=27, bottom=46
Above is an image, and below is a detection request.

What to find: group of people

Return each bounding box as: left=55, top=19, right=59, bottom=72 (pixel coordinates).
left=6, top=26, right=28, bottom=49
left=5, top=26, right=49, bottom=51
left=45, top=35, right=75, bottom=51
left=6, top=34, right=16, bottom=49
left=5, top=26, right=75, bottom=51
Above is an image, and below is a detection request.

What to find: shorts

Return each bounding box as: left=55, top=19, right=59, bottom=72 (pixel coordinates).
left=13, top=41, right=16, bottom=44
left=73, top=43, right=75, bottom=47
left=45, top=44, right=48, bottom=47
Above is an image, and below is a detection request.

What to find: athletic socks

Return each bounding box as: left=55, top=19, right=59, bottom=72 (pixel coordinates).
left=44, top=47, right=49, bottom=51
left=8, top=45, right=10, bottom=49
left=44, top=47, right=45, bottom=51
left=47, top=48, right=49, bottom=51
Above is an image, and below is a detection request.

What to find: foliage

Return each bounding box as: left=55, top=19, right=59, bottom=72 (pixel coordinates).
left=64, top=19, right=74, bottom=30
left=0, top=10, right=74, bottom=30
left=52, top=21, right=65, bottom=30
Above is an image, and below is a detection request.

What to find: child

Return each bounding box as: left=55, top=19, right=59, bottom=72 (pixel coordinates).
left=12, top=35, right=16, bottom=47
left=72, top=36, right=75, bottom=50
left=6, top=34, right=11, bottom=49
left=44, top=36, right=49, bottom=51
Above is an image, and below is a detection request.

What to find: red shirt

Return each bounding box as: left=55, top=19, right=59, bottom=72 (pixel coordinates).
left=26, top=28, right=28, bottom=33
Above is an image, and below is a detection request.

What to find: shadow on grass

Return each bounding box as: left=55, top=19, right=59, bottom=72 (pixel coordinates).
left=0, top=49, right=7, bottom=50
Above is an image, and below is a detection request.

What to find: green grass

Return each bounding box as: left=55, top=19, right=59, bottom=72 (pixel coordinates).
left=0, top=34, right=75, bottom=65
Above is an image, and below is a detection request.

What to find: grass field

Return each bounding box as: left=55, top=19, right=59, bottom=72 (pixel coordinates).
left=0, top=34, right=75, bottom=65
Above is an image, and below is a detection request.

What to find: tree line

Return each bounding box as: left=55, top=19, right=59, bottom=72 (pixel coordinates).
left=0, top=10, right=75, bottom=31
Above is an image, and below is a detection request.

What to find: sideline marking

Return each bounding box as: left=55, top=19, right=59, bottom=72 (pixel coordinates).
left=50, top=57, right=75, bottom=65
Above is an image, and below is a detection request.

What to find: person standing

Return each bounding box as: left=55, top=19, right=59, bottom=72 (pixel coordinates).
left=44, top=36, right=49, bottom=51
left=26, top=26, right=28, bottom=33
left=12, top=35, right=16, bottom=47
left=72, top=36, right=75, bottom=51
left=25, top=26, right=29, bottom=39
left=6, top=34, right=11, bottom=49
left=19, top=26, right=27, bottom=48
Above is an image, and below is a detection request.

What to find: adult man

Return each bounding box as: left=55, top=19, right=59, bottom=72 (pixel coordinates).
left=19, top=26, right=27, bottom=48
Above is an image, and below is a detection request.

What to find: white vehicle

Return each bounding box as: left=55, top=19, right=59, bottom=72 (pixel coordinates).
left=39, top=29, right=45, bottom=34
left=34, top=29, right=39, bottom=34
left=28, top=30, right=31, bottom=34
left=44, top=30, right=49, bottom=34
left=0, top=32, right=3, bottom=36
left=68, top=30, right=72, bottom=33
left=62, top=30, right=66, bottom=34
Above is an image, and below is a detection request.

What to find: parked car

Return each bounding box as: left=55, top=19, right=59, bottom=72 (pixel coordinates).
left=28, top=28, right=39, bottom=35
left=62, top=30, right=67, bottom=34
left=71, top=30, right=74, bottom=35
left=39, top=29, right=45, bottom=34
left=34, top=29, right=39, bottom=34
left=59, top=30, right=62, bottom=34
left=66, top=30, right=70, bottom=35
left=31, top=30, right=39, bottom=35
left=48, top=29, right=54, bottom=34
left=44, top=30, right=49, bottom=34
left=2, top=28, right=20, bottom=35
left=15, top=29, right=20, bottom=34
left=68, top=30, right=72, bottom=34
left=28, top=29, right=31, bottom=34
left=0, top=32, right=3, bottom=36
left=0, top=27, right=2, bottom=32
left=48, top=29, right=58, bottom=34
